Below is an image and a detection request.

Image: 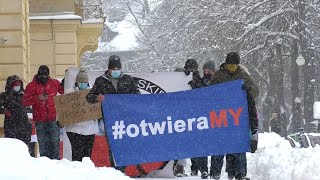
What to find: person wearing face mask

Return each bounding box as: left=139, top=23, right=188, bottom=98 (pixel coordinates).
left=64, top=68, right=99, bottom=161
left=202, top=60, right=216, bottom=86
left=22, top=65, right=64, bottom=160
left=86, top=55, right=140, bottom=171
left=0, top=75, right=32, bottom=148
left=210, top=52, right=259, bottom=180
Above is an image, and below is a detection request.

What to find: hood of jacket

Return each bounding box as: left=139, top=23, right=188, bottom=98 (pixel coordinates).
left=5, top=75, right=24, bottom=93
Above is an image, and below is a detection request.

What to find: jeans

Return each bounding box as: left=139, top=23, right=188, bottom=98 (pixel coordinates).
left=35, top=121, right=60, bottom=160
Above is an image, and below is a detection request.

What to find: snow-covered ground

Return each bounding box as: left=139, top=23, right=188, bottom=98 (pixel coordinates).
left=0, top=133, right=319, bottom=180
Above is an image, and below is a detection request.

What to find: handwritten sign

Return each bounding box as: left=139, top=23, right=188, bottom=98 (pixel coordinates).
left=53, top=89, right=102, bottom=126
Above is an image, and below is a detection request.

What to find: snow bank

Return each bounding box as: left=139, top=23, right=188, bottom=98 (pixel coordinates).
left=0, top=138, right=131, bottom=180
left=1, top=133, right=320, bottom=180
left=247, top=133, right=320, bottom=180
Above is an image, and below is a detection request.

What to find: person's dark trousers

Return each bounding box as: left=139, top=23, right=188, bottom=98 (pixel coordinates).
left=35, top=121, right=60, bottom=160
left=191, top=158, right=199, bottom=174
left=29, top=142, right=36, bottom=157
left=193, top=157, right=208, bottom=173
left=233, top=153, right=247, bottom=178
left=66, top=132, right=95, bottom=161
left=226, top=154, right=236, bottom=176
left=210, top=155, right=224, bottom=176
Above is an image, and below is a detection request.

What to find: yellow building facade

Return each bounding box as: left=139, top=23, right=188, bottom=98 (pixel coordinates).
left=0, top=0, right=103, bottom=135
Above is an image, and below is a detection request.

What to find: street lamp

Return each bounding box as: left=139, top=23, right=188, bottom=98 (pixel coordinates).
left=309, top=43, right=316, bottom=132
left=295, top=54, right=305, bottom=131
left=296, top=54, right=305, bottom=66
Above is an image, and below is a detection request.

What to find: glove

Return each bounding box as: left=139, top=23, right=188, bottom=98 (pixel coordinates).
left=203, top=78, right=210, bottom=86
left=184, top=69, right=191, bottom=75
left=250, top=140, right=258, bottom=153
left=250, top=129, right=258, bottom=153
left=242, top=83, right=251, bottom=91
left=188, top=80, right=197, bottom=89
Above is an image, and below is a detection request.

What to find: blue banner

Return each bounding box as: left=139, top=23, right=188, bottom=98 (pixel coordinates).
left=103, top=80, right=250, bottom=166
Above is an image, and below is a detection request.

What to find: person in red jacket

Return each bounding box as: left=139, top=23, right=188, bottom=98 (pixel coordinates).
left=22, top=65, right=64, bottom=160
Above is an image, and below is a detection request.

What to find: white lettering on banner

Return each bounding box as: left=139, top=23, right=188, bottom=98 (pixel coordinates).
left=187, top=118, right=197, bottom=131
left=140, top=120, right=149, bottom=136
left=167, top=116, right=173, bottom=134
left=148, top=121, right=166, bottom=135
left=197, top=116, right=210, bottom=130
left=111, top=108, right=244, bottom=140
left=174, top=120, right=186, bottom=132
left=127, top=124, right=140, bottom=137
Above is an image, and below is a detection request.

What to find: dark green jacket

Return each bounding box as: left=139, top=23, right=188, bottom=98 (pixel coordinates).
left=210, top=63, right=259, bottom=98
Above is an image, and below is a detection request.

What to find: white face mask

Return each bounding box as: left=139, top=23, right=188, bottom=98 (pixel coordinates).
left=13, top=86, right=20, bottom=92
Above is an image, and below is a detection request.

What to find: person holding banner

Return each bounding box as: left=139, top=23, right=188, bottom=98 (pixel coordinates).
left=202, top=60, right=238, bottom=180
left=210, top=52, right=259, bottom=180
left=86, top=55, right=140, bottom=171
left=173, top=59, right=204, bottom=177
left=184, top=58, right=204, bottom=89
left=22, top=65, right=64, bottom=160
left=65, top=68, right=99, bottom=162
left=181, top=58, right=211, bottom=178
left=202, top=60, right=216, bottom=86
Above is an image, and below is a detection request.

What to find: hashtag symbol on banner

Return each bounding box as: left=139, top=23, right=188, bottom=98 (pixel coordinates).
left=112, top=120, right=126, bottom=139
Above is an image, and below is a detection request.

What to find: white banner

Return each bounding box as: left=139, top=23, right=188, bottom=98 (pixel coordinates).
left=64, top=67, right=192, bottom=94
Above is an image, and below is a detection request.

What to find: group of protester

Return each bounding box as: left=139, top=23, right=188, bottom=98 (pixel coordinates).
left=0, top=52, right=259, bottom=180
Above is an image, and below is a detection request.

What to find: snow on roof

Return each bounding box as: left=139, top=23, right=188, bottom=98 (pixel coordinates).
left=29, top=12, right=81, bottom=20
left=82, top=18, right=104, bottom=24
left=314, top=102, right=320, bottom=119
left=97, top=14, right=140, bottom=52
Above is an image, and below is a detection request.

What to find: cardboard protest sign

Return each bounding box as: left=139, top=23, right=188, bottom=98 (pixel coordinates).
left=54, top=89, right=102, bottom=126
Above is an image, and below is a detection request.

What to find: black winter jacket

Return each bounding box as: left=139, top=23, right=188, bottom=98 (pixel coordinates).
left=188, top=70, right=204, bottom=89
left=86, top=72, right=140, bottom=103
left=0, top=75, right=31, bottom=144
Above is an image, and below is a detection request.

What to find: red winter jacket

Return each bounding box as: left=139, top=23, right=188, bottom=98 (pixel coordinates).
left=22, top=76, right=64, bottom=122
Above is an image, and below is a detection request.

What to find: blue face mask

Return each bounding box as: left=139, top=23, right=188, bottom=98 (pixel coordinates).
left=111, top=70, right=121, bottom=78
left=13, top=86, right=21, bottom=92
left=78, top=83, right=89, bottom=90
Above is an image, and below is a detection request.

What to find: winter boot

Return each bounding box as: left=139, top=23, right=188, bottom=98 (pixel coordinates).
left=210, top=174, right=220, bottom=179
left=236, top=177, right=250, bottom=180
left=191, top=170, right=198, bottom=176
left=174, top=164, right=187, bottom=177
left=228, top=174, right=235, bottom=180
left=201, top=172, right=209, bottom=179
left=235, top=175, right=250, bottom=180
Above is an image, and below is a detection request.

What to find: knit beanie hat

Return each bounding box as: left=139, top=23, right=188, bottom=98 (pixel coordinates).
left=203, top=61, right=216, bottom=71
left=108, top=55, right=122, bottom=69
left=226, top=52, right=240, bottom=64
left=76, top=67, right=89, bottom=83
left=184, top=59, right=198, bottom=69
